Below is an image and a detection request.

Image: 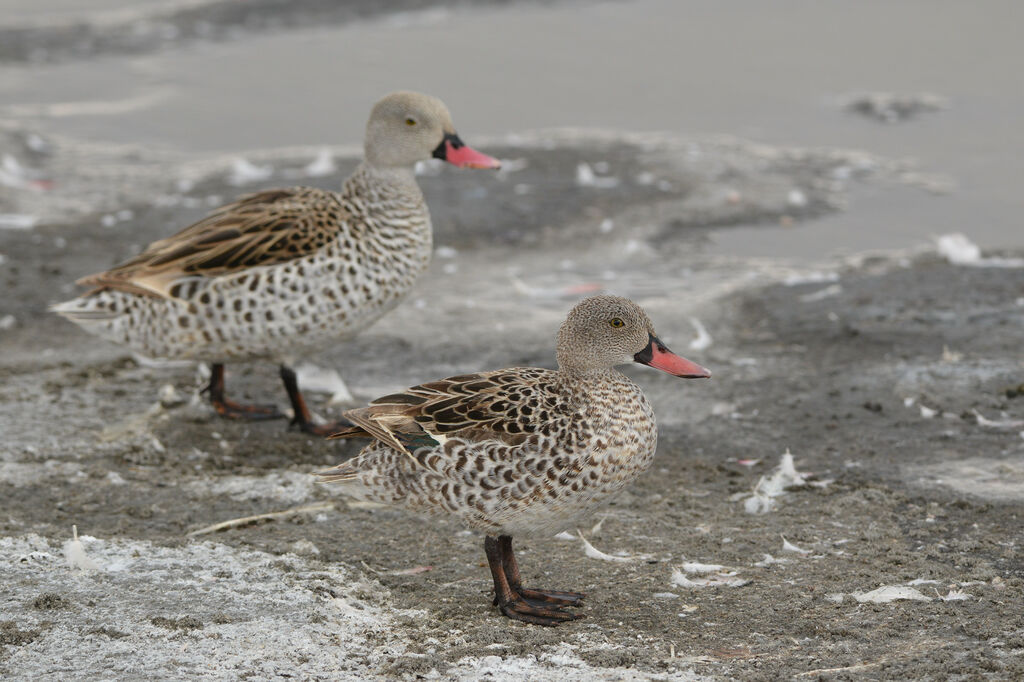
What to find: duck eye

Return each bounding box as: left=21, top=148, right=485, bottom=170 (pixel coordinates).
left=609, top=318, right=625, bottom=328
left=405, top=117, right=417, bottom=126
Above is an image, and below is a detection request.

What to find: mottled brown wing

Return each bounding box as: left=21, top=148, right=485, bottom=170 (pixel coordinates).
left=77, top=187, right=344, bottom=298
left=333, top=368, right=567, bottom=456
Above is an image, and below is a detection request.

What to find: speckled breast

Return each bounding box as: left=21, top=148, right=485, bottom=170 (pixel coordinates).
left=162, top=223, right=432, bottom=362
left=344, top=376, right=660, bottom=538
left=86, top=211, right=433, bottom=363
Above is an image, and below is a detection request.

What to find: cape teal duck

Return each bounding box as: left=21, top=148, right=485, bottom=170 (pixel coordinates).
left=320, top=295, right=710, bottom=624
left=52, top=91, right=500, bottom=434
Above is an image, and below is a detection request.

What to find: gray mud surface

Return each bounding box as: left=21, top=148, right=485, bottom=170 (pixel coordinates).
left=2, top=131, right=1023, bottom=679
left=3, top=1, right=1024, bottom=677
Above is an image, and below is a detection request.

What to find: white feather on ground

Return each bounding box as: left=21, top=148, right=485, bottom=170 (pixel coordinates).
left=577, top=530, right=633, bottom=563
left=799, top=284, right=843, bottom=302
left=303, top=149, right=337, bottom=177
left=741, top=449, right=817, bottom=514
left=936, top=233, right=1024, bottom=268
left=938, top=589, right=971, bottom=601
left=972, top=409, right=1024, bottom=429
left=852, top=586, right=931, bottom=603
left=781, top=536, right=810, bottom=554
left=670, top=568, right=750, bottom=589
left=753, top=553, right=789, bottom=567
left=227, top=158, right=273, bottom=186
left=575, top=162, right=620, bottom=188
left=936, top=233, right=981, bottom=264
left=783, top=271, right=838, bottom=286
left=680, top=561, right=726, bottom=574
left=63, top=525, right=99, bottom=571
left=589, top=515, right=608, bottom=535
left=906, top=578, right=940, bottom=585
left=293, top=362, right=355, bottom=405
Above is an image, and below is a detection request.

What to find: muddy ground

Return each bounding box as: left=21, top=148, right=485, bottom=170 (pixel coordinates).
left=1, top=121, right=1023, bottom=680
left=2, top=1, right=1024, bottom=676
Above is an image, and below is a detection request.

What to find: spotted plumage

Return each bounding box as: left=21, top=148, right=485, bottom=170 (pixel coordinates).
left=51, top=92, right=500, bottom=433
left=325, top=366, right=656, bottom=535
left=320, top=295, right=711, bottom=625
left=60, top=175, right=430, bottom=362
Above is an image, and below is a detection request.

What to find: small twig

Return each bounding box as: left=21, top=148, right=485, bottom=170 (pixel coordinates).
left=186, top=501, right=335, bottom=537
left=795, top=660, right=886, bottom=677
left=391, top=565, right=433, bottom=576
left=344, top=500, right=388, bottom=510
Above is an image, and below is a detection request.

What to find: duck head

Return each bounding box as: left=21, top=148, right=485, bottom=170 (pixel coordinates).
left=557, top=295, right=711, bottom=379
left=364, top=91, right=500, bottom=170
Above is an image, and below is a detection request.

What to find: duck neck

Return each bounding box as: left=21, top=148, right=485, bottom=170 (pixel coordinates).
left=555, top=366, right=635, bottom=417
left=352, top=162, right=422, bottom=197
left=556, top=365, right=623, bottom=387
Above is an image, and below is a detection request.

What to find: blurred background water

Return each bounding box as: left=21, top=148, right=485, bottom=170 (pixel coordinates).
left=1, top=0, right=1021, bottom=258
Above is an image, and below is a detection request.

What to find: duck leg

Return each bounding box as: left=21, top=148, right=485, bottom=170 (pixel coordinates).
left=279, top=365, right=352, bottom=436
left=484, top=536, right=581, bottom=626
left=205, top=363, right=284, bottom=420
left=498, top=535, right=586, bottom=606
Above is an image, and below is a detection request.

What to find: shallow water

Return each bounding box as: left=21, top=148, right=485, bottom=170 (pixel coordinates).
left=1, top=0, right=1022, bottom=258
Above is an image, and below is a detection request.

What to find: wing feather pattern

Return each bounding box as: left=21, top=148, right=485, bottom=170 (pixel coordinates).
left=324, top=368, right=566, bottom=464
left=77, top=187, right=345, bottom=298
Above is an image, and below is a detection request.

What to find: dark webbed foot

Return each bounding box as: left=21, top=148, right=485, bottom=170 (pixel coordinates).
left=290, top=417, right=354, bottom=437
left=497, top=597, right=582, bottom=626
left=205, top=363, right=285, bottom=421
left=496, top=587, right=586, bottom=608
left=485, top=535, right=584, bottom=626
left=280, top=364, right=353, bottom=438
left=516, top=587, right=586, bottom=607
left=497, top=535, right=586, bottom=607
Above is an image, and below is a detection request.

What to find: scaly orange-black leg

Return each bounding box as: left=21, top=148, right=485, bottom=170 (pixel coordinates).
left=279, top=365, right=352, bottom=436
left=484, top=535, right=583, bottom=626
left=205, top=363, right=284, bottom=420
left=498, top=535, right=586, bottom=607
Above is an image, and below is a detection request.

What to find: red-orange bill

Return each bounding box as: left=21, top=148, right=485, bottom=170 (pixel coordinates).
left=442, top=140, right=500, bottom=169
left=635, top=335, right=711, bottom=379
left=432, top=133, right=501, bottom=169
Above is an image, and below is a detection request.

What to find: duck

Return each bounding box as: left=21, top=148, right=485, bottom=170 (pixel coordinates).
left=318, top=295, right=711, bottom=625
left=51, top=91, right=500, bottom=434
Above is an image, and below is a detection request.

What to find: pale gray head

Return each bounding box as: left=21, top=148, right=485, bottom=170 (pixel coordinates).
left=363, top=91, right=500, bottom=170
left=556, top=295, right=711, bottom=379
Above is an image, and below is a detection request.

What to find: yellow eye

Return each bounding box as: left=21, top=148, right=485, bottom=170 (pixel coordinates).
left=405, top=118, right=417, bottom=126
left=609, top=318, right=625, bottom=328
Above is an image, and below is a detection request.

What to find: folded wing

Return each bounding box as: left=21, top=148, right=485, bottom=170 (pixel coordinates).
left=328, top=368, right=564, bottom=458
left=77, top=187, right=346, bottom=298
